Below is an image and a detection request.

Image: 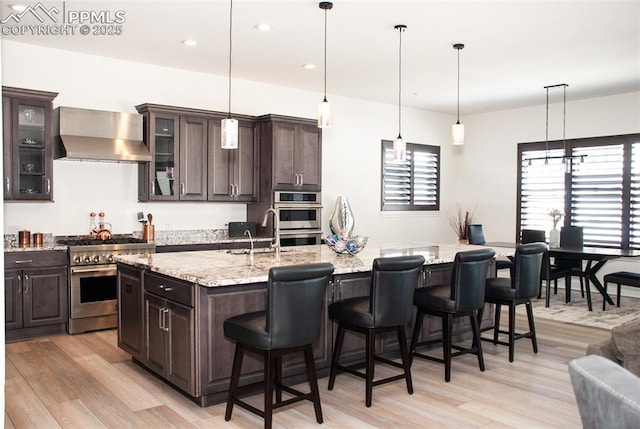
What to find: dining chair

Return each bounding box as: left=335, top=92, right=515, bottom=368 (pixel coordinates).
left=467, top=224, right=512, bottom=272
left=521, top=229, right=571, bottom=307
left=557, top=226, right=586, bottom=301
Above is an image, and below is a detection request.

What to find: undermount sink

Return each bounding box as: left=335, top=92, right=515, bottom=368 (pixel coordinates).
left=225, top=247, right=292, bottom=255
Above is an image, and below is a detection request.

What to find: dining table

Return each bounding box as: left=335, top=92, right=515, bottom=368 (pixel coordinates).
left=486, top=242, right=640, bottom=311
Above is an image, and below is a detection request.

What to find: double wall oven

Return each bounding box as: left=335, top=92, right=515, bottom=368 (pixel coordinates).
left=57, top=236, right=155, bottom=334
left=274, top=191, right=323, bottom=246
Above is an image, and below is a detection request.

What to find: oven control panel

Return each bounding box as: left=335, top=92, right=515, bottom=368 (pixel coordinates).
left=69, top=248, right=155, bottom=266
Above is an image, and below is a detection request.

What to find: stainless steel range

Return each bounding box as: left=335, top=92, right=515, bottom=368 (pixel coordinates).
left=57, top=236, right=155, bottom=334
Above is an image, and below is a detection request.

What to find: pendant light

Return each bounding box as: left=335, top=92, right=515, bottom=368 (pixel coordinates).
left=452, top=43, right=465, bottom=145
left=221, top=0, right=238, bottom=149
left=393, top=24, right=407, bottom=162
left=528, top=83, right=584, bottom=170
left=318, top=1, right=333, bottom=128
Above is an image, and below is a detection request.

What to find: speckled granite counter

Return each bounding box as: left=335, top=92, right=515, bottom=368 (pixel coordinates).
left=115, top=242, right=514, bottom=287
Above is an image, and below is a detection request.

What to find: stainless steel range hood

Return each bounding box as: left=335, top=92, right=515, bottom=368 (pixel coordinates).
left=54, top=106, right=151, bottom=162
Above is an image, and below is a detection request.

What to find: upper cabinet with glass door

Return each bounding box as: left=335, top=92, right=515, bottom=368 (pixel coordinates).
left=2, top=87, right=58, bottom=201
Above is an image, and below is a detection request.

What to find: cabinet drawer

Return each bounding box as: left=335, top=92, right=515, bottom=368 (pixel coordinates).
left=4, top=250, right=68, bottom=268
left=144, top=272, right=194, bottom=307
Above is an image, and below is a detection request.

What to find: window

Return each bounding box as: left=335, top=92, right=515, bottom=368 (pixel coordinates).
left=381, top=140, right=440, bottom=211
left=517, top=133, right=640, bottom=249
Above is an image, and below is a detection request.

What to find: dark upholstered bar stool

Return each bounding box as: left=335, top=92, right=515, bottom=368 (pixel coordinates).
left=410, top=248, right=495, bottom=382
left=558, top=226, right=587, bottom=303
left=224, top=263, right=334, bottom=429
left=603, top=271, right=640, bottom=310
left=521, top=229, right=570, bottom=307
left=468, top=224, right=512, bottom=272
left=327, top=255, right=425, bottom=407
left=481, top=243, right=546, bottom=362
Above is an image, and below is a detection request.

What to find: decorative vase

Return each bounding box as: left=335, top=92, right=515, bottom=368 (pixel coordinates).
left=330, top=196, right=355, bottom=240
left=458, top=238, right=469, bottom=245
left=549, top=227, right=560, bottom=248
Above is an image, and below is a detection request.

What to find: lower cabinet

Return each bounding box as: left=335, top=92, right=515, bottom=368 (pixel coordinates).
left=5, top=251, right=68, bottom=340
left=117, top=265, right=144, bottom=360
left=143, top=272, right=196, bottom=397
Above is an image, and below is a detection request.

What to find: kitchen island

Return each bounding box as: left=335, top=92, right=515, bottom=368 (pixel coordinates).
left=116, top=242, right=512, bottom=406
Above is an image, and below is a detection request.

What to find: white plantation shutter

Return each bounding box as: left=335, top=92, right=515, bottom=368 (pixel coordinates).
left=571, top=144, right=624, bottom=247
left=520, top=148, right=565, bottom=233
left=381, top=141, right=440, bottom=211
left=631, top=143, right=640, bottom=248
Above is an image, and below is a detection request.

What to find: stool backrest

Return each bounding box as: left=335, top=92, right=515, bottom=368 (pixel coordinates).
left=560, top=226, right=584, bottom=248
left=450, top=248, right=496, bottom=312
left=371, top=255, right=425, bottom=327
left=511, top=242, right=546, bottom=299
left=267, top=263, right=335, bottom=348
left=467, top=224, right=486, bottom=245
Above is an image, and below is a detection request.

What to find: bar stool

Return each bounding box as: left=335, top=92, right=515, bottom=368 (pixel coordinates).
left=327, top=255, right=425, bottom=407
left=410, top=248, right=495, bottom=382
left=468, top=224, right=512, bottom=272
left=481, top=242, right=546, bottom=362
left=224, top=263, right=334, bottom=429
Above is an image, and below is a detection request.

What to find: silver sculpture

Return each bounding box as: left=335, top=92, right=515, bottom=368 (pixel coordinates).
left=330, top=195, right=355, bottom=240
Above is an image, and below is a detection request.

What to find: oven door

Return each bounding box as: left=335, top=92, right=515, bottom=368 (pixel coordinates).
left=70, top=264, right=118, bottom=319
left=276, top=205, right=322, bottom=230
left=279, top=230, right=323, bottom=247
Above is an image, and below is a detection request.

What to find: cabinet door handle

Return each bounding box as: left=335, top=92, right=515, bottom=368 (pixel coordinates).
left=23, top=275, right=29, bottom=293
left=159, top=307, right=164, bottom=330
left=17, top=275, right=22, bottom=293
left=46, top=178, right=51, bottom=195
left=181, top=182, right=185, bottom=195
left=14, top=260, right=33, bottom=264
left=163, top=308, right=170, bottom=331
left=151, top=181, right=155, bottom=196
left=299, top=174, right=304, bottom=186
left=5, top=177, right=10, bottom=193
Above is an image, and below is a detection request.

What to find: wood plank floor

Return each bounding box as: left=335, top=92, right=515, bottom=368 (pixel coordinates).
left=5, top=315, right=610, bottom=429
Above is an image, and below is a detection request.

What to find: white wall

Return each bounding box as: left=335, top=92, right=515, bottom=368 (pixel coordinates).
left=1, top=40, right=457, bottom=242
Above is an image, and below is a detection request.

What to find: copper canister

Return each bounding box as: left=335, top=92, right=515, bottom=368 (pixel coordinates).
left=142, top=224, right=155, bottom=242
left=18, top=230, right=30, bottom=247
left=33, top=232, right=43, bottom=247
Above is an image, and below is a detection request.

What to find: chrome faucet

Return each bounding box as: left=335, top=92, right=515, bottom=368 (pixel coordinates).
left=261, top=207, right=280, bottom=256
left=244, top=229, right=254, bottom=257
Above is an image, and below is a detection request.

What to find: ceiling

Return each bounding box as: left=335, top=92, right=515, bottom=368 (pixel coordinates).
left=2, top=0, right=638, bottom=115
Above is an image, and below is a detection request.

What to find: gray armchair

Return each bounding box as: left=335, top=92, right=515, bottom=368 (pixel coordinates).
left=568, top=354, right=640, bottom=428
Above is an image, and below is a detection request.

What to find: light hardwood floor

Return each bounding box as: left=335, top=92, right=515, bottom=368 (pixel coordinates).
left=5, top=314, right=609, bottom=428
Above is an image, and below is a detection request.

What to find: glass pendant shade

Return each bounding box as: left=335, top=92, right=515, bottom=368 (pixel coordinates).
left=393, top=135, right=406, bottom=162
left=452, top=121, right=465, bottom=145
left=221, top=117, right=238, bottom=149
left=318, top=98, right=332, bottom=128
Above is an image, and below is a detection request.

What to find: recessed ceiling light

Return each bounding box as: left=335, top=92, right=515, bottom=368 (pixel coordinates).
left=303, top=64, right=316, bottom=70
left=10, top=4, right=27, bottom=12
left=182, top=40, right=198, bottom=46
left=254, top=24, right=273, bottom=31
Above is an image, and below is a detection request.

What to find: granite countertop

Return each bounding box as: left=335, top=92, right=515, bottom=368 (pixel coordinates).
left=115, top=242, right=514, bottom=288
left=4, top=245, right=67, bottom=253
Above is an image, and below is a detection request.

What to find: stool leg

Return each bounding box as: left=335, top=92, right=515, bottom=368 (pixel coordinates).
left=264, top=351, right=274, bottom=429
left=397, top=325, right=413, bottom=395
left=546, top=279, right=551, bottom=307
left=409, top=310, right=424, bottom=362
left=304, top=344, right=323, bottom=424
left=493, top=304, right=501, bottom=344
left=470, top=310, right=485, bottom=372
left=225, top=343, right=245, bottom=421
left=443, top=314, right=453, bottom=382
left=585, top=277, right=593, bottom=311
left=617, top=283, right=622, bottom=307
left=508, top=302, right=516, bottom=362
left=274, top=355, right=282, bottom=404
left=525, top=300, right=538, bottom=354
left=328, top=324, right=345, bottom=390
left=365, top=329, right=375, bottom=407
left=603, top=281, right=608, bottom=311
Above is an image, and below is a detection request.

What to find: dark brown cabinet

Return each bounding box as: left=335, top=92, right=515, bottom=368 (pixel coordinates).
left=2, top=87, right=57, bottom=201
left=179, top=115, right=208, bottom=200
left=117, top=265, right=144, bottom=360
left=4, top=251, right=68, bottom=340
left=143, top=272, right=196, bottom=396
left=208, top=118, right=258, bottom=202
left=258, top=115, right=322, bottom=191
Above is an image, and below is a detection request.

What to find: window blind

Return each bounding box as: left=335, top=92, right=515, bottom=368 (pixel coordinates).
left=631, top=142, right=640, bottom=248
